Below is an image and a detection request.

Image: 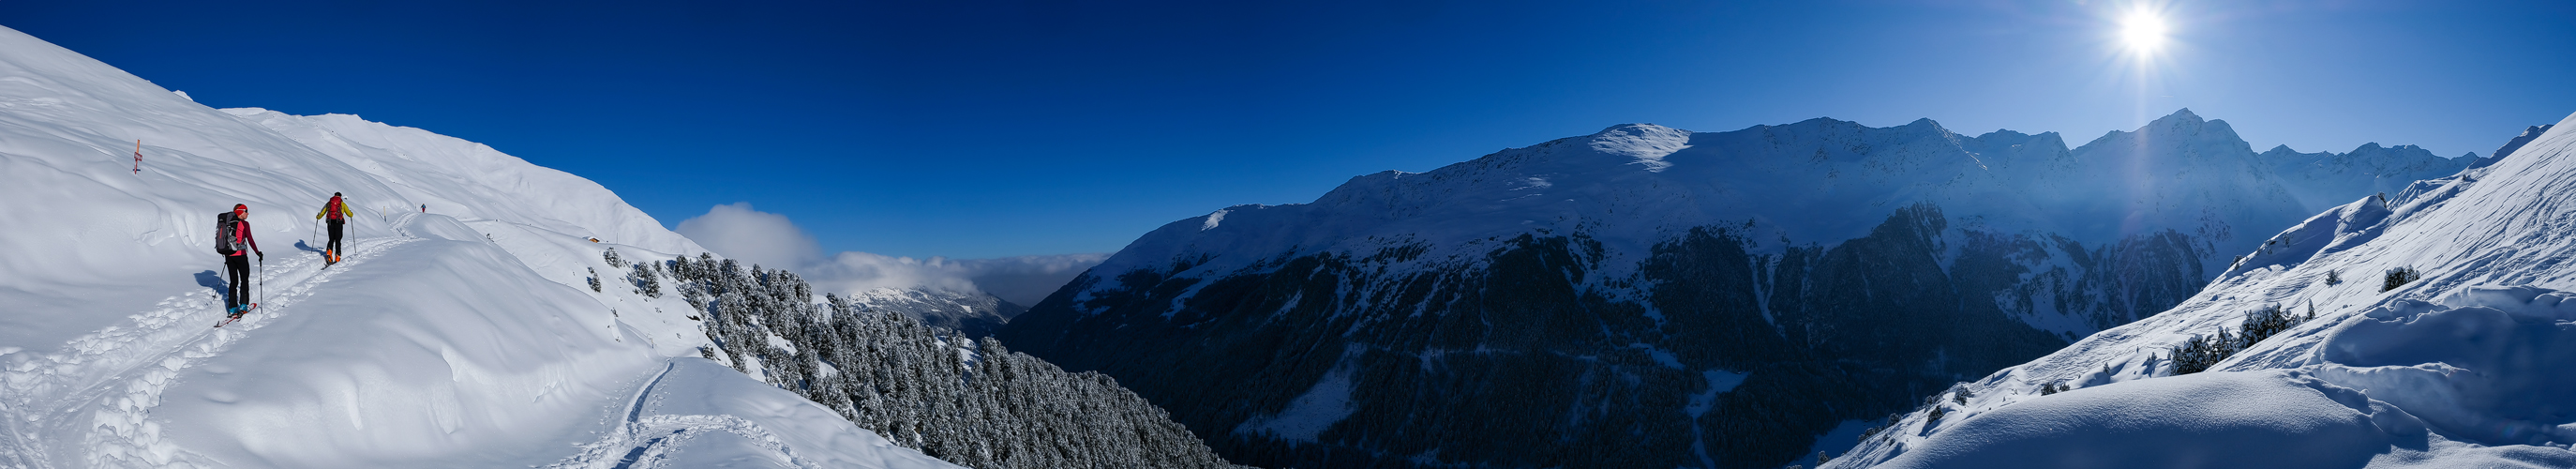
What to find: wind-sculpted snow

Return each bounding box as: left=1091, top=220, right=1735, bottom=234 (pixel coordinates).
left=1825, top=113, right=2576, bottom=468
left=1876, top=370, right=2415, bottom=469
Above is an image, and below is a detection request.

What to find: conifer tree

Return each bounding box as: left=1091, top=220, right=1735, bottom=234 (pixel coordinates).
left=659, top=259, right=1246, bottom=468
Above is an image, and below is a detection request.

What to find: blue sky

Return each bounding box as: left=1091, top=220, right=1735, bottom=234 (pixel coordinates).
left=6, top=0, right=2571, bottom=259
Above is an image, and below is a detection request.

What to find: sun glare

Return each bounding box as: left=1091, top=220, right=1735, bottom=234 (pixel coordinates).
left=2120, top=9, right=2168, bottom=53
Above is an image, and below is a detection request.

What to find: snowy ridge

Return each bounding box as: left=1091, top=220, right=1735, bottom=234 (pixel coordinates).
left=0, top=25, right=960, bottom=468
left=222, top=109, right=701, bottom=255
left=2261, top=143, right=2473, bottom=213
left=1826, top=113, right=2576, bottom=468
left=2471, top=124, right=2555, bottom=170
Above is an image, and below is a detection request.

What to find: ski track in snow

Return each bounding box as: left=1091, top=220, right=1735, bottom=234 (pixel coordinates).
left=0, top=230, right=417, bottom=469
left=544, top=362, right=810, bottom=469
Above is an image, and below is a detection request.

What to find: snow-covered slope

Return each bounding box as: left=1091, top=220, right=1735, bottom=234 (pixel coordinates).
left=0, top=25, right=959, bottom=468
left=1826, top=113, right=2576, bottom=468
left=223, top=108, right=702, bottom=255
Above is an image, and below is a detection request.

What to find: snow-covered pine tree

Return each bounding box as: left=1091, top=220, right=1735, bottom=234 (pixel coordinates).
left=2383, top=266, right=2422, bottom=292
left=2168, top=304, right=2316, bottom=375
left=630, top=263, right=661, bottom=297
left=661, top=259, right=1247, bottom=468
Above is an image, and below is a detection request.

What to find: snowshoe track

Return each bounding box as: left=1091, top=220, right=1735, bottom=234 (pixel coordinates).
left=544, top=362, right=812, bottom=469
left=548, top=363, right=808, bottom=469
left=0, top=235, right=416, bottom=468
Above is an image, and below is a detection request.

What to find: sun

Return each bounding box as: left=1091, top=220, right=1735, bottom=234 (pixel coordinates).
left=2119, top=8, right=2169, bottom=53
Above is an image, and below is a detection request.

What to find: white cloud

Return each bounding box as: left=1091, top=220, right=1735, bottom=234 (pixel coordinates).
left=674, top=203, right=1106, bottom=305
left=672, top=203, right=823, bottom=269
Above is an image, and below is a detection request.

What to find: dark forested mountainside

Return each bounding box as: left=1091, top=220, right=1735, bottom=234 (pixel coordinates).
left=641, top=254, right=1247, bottom=469
left=1000, top=204, right=2203, bottom=468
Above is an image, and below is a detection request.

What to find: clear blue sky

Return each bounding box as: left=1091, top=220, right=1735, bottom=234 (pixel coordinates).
left=7, top=1, right=2571, bottom=259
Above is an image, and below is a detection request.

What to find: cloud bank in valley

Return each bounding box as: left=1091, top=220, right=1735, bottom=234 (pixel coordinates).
left=674, top=203, right=1106, bottom=305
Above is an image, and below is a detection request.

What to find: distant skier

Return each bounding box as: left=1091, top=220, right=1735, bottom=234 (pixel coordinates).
left=217, top=204, right=263, bottom=315
left=316, top=192, right=352, bottom=264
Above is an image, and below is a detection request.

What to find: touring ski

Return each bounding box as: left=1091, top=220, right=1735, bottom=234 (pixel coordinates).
left=215, top=305, right=254, bottom=327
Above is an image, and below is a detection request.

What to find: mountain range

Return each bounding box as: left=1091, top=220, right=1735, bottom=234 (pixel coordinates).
left=3, top=17, right=2553, bottom=468
left=998, top=109, right=2483, bottom=468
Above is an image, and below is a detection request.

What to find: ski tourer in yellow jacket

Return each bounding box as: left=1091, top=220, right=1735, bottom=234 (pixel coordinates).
left=315, top=195, right=352, bottom=219
left=316, top=193, right=353, bottom=264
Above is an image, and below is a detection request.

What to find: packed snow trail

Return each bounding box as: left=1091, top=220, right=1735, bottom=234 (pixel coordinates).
left=0, top=234, right=415, bottom=467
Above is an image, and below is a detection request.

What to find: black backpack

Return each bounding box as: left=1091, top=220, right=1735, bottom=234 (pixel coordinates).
left=215, top=212, right=241, bottom=255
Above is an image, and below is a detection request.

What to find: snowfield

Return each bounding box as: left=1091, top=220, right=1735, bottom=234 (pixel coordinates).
left=1829, top=114, right=2576, bottom=468
left=0, top=25, right=959, bottom=468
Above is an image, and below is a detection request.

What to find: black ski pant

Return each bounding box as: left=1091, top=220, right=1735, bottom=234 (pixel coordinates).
left=326, top=219, right=345, bottom=255
left=224, top=254, right=250, bottom=310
